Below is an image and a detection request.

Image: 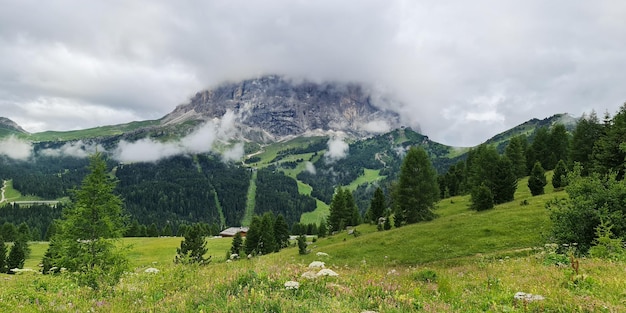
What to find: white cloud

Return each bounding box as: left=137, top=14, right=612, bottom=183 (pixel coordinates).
left=0, top=1, right=625, bottom=146
left=359, top=120, right=392, bottom=133
left=325, top=137, right=349, bottom=162
left=113, top=110, right=240, bottom=163
left=222, top=142, right=245, bottom=162
left=39, top=140, right=104, bottom=158
left=0, top=136, right=33, bottom=160
left=305, top=161, right=316, bottom=174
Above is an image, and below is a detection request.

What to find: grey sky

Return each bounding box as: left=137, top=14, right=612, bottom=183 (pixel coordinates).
left=0, top=0, right=624, bottom=146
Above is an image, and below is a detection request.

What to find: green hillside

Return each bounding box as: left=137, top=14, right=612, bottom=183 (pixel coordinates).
left=7, top=171, right=625, bottom=312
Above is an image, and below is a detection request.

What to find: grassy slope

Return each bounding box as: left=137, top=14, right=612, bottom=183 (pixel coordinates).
left=241, top=171, right=258, bottom=226
left=26, top=120, right=160, bottom=141
left=10, top=172, right=624, bottom=312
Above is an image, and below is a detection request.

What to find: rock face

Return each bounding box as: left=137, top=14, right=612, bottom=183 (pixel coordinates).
left=0, top=117, right=28, bottom=134
left=162, top=75, right=402, bottom=142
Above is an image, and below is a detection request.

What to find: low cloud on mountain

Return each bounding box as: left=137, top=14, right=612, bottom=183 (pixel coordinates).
left=39, top=140, right=104, bottom=158
left=0, top=136, right=32, bottom=160
left=325, top=137, right=349, bottom=163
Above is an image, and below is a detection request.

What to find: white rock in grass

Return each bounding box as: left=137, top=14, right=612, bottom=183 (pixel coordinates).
left=514, top=292, right=545, bottom=302
left=316, top=268, right=339, bottom=277
left=316, top=252, right=329, bottom=257
left=301, top=271, right=317, bottom=279
left=308, top=261, right=325, bottom=268
left=144, top=267, right=160, bottom=274
left=284, top=280, right=300, bottom=290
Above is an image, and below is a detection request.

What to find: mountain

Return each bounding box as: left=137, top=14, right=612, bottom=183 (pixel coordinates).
left=162, top=75, right=402, bottom=142
left=0, top=117, right=28, bottom=136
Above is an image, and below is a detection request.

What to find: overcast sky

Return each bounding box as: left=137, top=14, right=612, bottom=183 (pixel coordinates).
left=1, top=1, right=624, bottom=146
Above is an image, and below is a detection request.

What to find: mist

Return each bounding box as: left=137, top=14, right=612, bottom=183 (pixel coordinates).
left=325, top=137, right=349, bottom=162
left=0, top=136, right=32, bottom=160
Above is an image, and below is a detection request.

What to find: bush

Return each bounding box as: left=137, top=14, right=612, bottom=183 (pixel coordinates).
left=471, top=183, right=494, bottom=211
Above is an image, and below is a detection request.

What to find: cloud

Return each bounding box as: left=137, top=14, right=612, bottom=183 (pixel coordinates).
left=359, top=120, right=392, bottom=134
left=305, top=161, right=316, bottom=174
left=325, top=137, right=349, bottom=162
left=0, top=136, right=32, bottom=160
left=1, top=1, right=625, bottom=146
left=222, top=143, right=245, bottom=162
left=113, top=110, right=240, bottom=163
left=39, top=140, right=104, bottom=158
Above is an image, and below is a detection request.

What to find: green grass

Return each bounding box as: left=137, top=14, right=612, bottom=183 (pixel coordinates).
left=6, top=172, right=624, bottom=312
left=241, top=171, right=258, bottom=226
left=345, top=168, right=384, bottom=191
left=299, top=199, right=330, bottom=225
left=27, top=120, right=160, bottom=141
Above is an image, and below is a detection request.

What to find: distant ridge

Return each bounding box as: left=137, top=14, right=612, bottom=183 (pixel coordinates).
left=0, top=117, right=28, bottom=135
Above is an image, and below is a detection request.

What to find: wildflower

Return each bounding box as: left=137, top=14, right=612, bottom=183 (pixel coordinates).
left=308, top=261, right=325, bottom=268
left=316, top=268, right=339, bottom=277
left=230, top=253, right=239, bottom=260
left=284, top=281, right=300, bottom=290
left=301, top=271, right=317, bottom=279
left=514, top=292, right=545, bottom=302
left=316, top=252, right=329, bottom=257
left=144, top=267, right=160, bottom=274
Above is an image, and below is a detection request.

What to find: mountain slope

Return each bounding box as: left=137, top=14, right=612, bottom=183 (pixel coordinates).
left=0, top=117, right=28, bottom=137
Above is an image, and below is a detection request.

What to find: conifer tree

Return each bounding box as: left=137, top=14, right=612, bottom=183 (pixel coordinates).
left=244, top=216, right=262, bottom=255
left=492, top=157, right=517, bottom=204
left=570, top=111, right=602, bottom=175
left=0, top=236, right=7, bottom=273
left=549, top=124, right=570, bottom=166
left=175, top=223, right=210, bottom=265
left=528, top=161, right=547, bottom=196
left=505, top=135, right=528, bottom=178
left=593, top=104, right=626, bottom=178
left=368, top=187, right=386, bottom=223
left=393, top=146, right=439, bottom=225
left=552, top=159, right=568, bottom=189
left=162, top=224, right=173, bottom=237
left=328, top=187, right=347, bottom=232
left=317, top=218, right=328, bottom=238
left=230, top=232, right=243, bottom=256
left=7, top=235, right=29, bottom=271
left=259, top=212, right=276, bottom=254
left=42, top=152, right=128, bottom=287
left=273, top=214, right=290, bottom=251
left=471, top=183, right=494, bottom=211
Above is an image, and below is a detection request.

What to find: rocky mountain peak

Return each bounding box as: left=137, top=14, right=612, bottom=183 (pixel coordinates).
left=162, top=75, right=402, bottom=142
left=0, top=117, right=28, bottom=134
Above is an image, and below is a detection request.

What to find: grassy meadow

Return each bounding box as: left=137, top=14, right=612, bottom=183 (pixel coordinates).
left=3, top=174, right=626, bottom=312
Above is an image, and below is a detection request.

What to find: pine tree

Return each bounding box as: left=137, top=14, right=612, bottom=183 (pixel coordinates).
left=593, top=104, right=626, bottom=178
left=147, top=223, right=159, bottom=237
left=273, top=214, right=290, bottom=251
left=297, top=234, right=307, bottom=255
left=7, top=235, right=29, bottom=271
left=44, top=222, right=57, bottom=241
left=549, top=124, right=570, bottom=166
left=17, top=222, right=31, bottom=241
left=258, top=212, right=276, bottom=254
left=528, top=162, right=547, bottom=196
left=552, top=159, right=568, bottom=189
left=505, top=135, right=528, bottom=178
left=0, top=236, right=7, bottom=273
left=244, top=216, right=262, bottom=255
left=368, top=187, right=386, bottom=223
left=328, top=187, right=347, bottom=233
left=471, top=183, right=494, bottom=211
left=1, top=222, right=16, bottom=242
left=393, top=146, right=439, bottom=225
left=230, top=232, right=243, bottom=256
left=175, top=223, right=210, bottom=265
left=317, top=219, right=328, bottom=238
left=492, top=157, right=517, bottom=204
left=162, top=224, right=173, bottom=237
left=42, top=152, right=128, bottom=287
left=570, top=111, right=602, bottom=175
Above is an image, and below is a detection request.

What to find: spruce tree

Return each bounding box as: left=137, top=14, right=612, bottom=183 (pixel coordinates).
left=549, top=124, right=570, bottom=166
left=273, top=214, right=290, bottom=251
left=492, top=157, right=517, bottom=204
left=505, top=135, right=528, bottom=178
left=368, top=187, right=386, bottom=223
left=259, top=213, right=276, bottom=254
left=317, top=219, right=328, bottom=238
left=570, top=111, right=602, bottom=175
left=552, top=159, right=568, bottom=189
left=528, top=162, right=547, bottom=196
left=393, top=146, right=439, bottom=225
left=175, top=223, right=210, bottom=265
left=471, top=183, right=494, bottom=211
left=328, top=187, right=347, bottom=233
left=7, top=235, right=29, bottom=271
left=297, top=234, right=307, bottom=255
left=244, top=216, right=262, bottom=255
left=0, top=236, right=6, bottom=273
left=230, top=232, right=243, bottom=256
left=42, top=152, right=128, bottom=287
left=593, top=104, right=626, bottom=178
